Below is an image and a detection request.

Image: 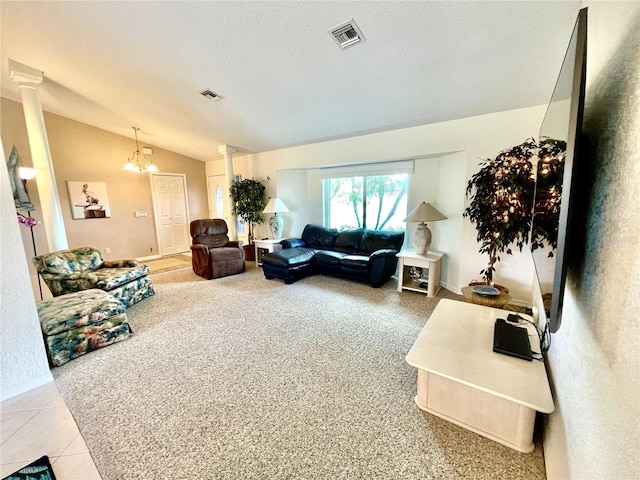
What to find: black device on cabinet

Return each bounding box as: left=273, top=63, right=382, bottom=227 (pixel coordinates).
left=530, top=8, right=588, bottom=334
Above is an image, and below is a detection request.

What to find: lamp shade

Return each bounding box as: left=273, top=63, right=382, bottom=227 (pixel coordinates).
left=263, top=198, right=289, bottom=214
left=403, top=202, right=447, bottom=223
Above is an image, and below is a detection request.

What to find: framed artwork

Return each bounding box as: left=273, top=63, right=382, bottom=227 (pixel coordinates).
left=67, top=181, right=111, bottom=219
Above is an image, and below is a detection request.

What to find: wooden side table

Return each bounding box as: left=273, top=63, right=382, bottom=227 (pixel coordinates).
left=254, top=239, right=282, bottom=266
left=406, top=299, right=554, bottom=453
left=396, top=249, right=445, bottom=297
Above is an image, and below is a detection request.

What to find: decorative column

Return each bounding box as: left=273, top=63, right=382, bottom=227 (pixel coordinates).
left=10, top=59, right=68, bottom=252
left=218, top=145, right=238, bottom=241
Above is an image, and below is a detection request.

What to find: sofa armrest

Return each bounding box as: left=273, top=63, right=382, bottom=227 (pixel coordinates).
left=281, top=238, right=305, bottom=249
left=39, top=272, right=100, bottom=296
left=368, top=249, right=400, bottom=287
left=368, top=248, right=399, bottom=260
left=40, top=272, right=87, bottom=281
left=103, top=259, right=139, bottom=268
left=227, top=241, right=242, bottom=248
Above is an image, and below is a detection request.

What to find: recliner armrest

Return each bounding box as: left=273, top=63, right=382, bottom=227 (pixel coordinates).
left=281, top=238, right=305, bottom=249
left=191, top=244, right=210, bottom=266
left=227, top=241, right=241, bottom=248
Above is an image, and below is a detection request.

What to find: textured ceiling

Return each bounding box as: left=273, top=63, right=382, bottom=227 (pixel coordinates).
left=0, top=1, right=581, bottom=161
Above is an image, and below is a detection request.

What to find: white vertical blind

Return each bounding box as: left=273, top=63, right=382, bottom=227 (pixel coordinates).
left=318, top=160, right=414, bottom=179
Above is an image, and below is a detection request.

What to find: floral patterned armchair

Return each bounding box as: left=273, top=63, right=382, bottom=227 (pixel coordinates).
left=33, top=246, right=154, bottom=307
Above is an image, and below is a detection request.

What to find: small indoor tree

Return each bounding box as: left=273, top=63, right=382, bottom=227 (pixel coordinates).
left=229, top=178, right=267, bottom=248
left=463, top=138, right=537, bottom=284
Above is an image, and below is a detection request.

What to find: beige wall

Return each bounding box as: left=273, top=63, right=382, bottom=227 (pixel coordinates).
left=1, top=97, right=208, bottom=267
left=543, top=3, right=640, bottom=479
left=0, top=138, right=52, bottom=401
left=217, top=104, right=546, bottom=302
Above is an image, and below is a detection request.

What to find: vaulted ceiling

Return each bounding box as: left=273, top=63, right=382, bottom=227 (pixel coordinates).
left=1, top=1, right=581, bottom=161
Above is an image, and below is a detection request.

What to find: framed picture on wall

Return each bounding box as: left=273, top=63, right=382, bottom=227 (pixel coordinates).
left=67, top=181, right=111, bottom=219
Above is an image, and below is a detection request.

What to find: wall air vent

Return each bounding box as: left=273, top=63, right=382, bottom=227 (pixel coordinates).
left=328, top=19, right=366, bottom=50
left=200, top=90, right=224, bottom=102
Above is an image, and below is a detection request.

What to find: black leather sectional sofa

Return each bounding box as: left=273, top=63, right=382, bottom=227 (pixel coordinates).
left=261, top=224, right=404, bottom=287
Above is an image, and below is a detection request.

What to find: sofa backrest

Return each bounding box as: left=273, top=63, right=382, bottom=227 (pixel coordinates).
left=301, top=224, right=404, bottom=255
left=190, top=219, right=230, bottom=248
left=359, top=229, right=405, bottom=254
left=334, top=229, right=365, bottom=254
left=33, top=246, right=104, bottom=275
left=301, top=224, right=338, bottom=250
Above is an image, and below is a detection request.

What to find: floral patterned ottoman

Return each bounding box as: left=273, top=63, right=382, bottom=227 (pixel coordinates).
left=37, top=289, right=132, bottom=367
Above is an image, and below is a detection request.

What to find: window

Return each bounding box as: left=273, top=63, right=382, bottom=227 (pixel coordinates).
left=323, top=174, right=409, bottom=231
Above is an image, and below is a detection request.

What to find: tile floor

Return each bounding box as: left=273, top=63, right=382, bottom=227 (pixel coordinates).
left=0, top=381, right=101, bottom=479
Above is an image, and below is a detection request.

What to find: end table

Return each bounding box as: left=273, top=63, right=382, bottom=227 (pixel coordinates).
left=396, top=249, right=445, bottom=297
left=254, top=239, right=282, bottom=266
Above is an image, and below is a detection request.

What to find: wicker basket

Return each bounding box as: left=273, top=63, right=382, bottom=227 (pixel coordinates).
left=462, top=284, right=512, bottom=308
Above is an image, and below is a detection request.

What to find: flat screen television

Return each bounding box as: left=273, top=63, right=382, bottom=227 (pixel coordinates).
left=530, top=8, right=587, bottom=334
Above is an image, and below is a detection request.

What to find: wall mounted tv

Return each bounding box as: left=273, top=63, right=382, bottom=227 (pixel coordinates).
left=530, top=8, right=587, bottom=334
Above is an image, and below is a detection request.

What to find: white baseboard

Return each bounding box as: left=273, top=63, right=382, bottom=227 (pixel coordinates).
left=137, top=254, right=161, bottom=261
left=0, top=372, right=54, bottom=402
left=137, top=251, right=192, bottom=262
left=440, top=282, right=460, bottom=294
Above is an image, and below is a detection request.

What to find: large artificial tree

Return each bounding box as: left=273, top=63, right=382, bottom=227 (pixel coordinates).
left=463, top=138, right=537, bottom=284
left=229, top=178, right=267, bottom=246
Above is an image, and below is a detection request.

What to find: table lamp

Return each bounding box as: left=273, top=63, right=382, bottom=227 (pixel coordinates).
left=263, top=198, right=289, bottom=240
left=404, top=202, right=447, bottom=255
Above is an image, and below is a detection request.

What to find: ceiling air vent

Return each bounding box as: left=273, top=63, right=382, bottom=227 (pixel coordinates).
left=200, top=89, right=224, bottom=102
left=328, top=19, right=366, bottom=50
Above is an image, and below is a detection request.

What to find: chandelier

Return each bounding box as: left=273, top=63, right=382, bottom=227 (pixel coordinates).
left=124, top=127, right=158, bottom=173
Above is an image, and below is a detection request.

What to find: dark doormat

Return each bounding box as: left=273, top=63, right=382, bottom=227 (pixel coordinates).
left=2, top=455, right=56, bottom=480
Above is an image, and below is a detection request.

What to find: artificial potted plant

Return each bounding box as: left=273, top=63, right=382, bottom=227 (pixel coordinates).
left=463, top=138, right=537, bottom=285
left=229, top=177, right=267, bottom=261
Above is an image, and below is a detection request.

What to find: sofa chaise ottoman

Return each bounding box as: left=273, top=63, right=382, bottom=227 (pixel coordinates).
left=37, top=289, right=132, bottom=367
left=262, top=247, right=317, bottom=284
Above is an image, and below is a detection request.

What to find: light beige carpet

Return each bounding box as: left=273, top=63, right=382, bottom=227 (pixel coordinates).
left=52, top=266, right=547, bottom=479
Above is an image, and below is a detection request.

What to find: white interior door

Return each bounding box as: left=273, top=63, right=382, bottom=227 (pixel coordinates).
left=151, top=174, right=190, bottom=256
left=207, top=174, right=226, bottom=219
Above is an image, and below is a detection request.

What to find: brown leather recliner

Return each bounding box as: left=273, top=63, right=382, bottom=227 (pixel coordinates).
left=190, top=219, right=245, bottom=279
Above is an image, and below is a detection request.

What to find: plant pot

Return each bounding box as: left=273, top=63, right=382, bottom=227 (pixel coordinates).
left=464, top=281, right=512, bottom=308
left=468, top=280, right=509, bottom=294
left=244, top=244, right=255, bottom=262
